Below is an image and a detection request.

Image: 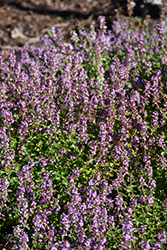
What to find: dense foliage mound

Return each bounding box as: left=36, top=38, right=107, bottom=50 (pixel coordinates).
left=0, top=16, right=167, bottom=249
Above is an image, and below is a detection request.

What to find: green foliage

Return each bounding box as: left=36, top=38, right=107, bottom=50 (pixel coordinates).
left=0, top=16, right=167, bottom=249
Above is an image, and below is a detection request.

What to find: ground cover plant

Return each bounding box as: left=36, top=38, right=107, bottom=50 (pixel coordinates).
left=0, top=16, right=167, bottom=249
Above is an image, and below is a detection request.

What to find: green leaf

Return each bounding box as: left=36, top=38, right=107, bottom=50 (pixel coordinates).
left=126, top=186, right=132, bottom=193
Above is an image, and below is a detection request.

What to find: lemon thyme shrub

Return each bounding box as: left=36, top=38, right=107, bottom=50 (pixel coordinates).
left=0, top=16, right=167, bottom=249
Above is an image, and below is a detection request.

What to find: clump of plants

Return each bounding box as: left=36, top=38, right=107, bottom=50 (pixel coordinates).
left=0, top=16, right=167, bottom=249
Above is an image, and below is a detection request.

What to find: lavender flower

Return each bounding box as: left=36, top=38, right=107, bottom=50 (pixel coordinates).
left=141, top=240, right=150, bottom=250
left=157, top=231, right=167, bottom=243
left=0, top=177, right=10, bottom=210
left=0, top=16, right=167, bottom=249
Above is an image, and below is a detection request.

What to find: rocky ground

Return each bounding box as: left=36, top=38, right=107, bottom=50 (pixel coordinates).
left=0, top=0, right=167, bottom=57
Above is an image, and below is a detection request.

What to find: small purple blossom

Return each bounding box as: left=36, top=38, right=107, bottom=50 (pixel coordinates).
left=141, top=240, right=150, bottom=250
left=157, top=231, right=167, bottom=243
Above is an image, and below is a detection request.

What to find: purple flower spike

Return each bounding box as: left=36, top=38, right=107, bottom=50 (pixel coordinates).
left=141, top=240, right=150, bottom=250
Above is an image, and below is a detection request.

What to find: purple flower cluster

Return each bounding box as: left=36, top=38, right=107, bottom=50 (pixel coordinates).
left=60, top=171, right=113, bottom=249
left=0, top=16, right=167, bottom=249
left=0, top=177, right=10, bottom=217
